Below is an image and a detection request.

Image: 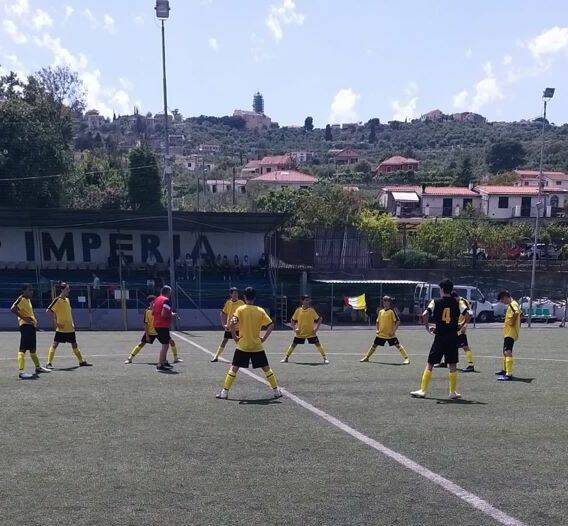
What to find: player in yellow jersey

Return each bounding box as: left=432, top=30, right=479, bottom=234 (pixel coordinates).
left=45, top=282, right=92, bottom=369
left=211, top=288, right=245, bottom=362
left=216, top=287, right=281, bottom=400
left=496, top=290, right=521, bottom=381
left=11, top=284, right=51, bottom=379
left=281, top=295, right=328, bottom=364
left=124, top=295, right=181, bottom=364
left=360, top=295, right=409, bottom=364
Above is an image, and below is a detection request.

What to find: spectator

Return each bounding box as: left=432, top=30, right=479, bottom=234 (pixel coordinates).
left=146, top=252, right=157, bottom=279
left=184, top=252, right=193, bottom=280
left=243, top=255, right=251, bottom=275
left=92, top=273, right=101, bottom=306
left=221, top=255, right=230, bottom=281
left=233, top=255, right=240, bottom=277
left=216, top=253, right=222, bottom=269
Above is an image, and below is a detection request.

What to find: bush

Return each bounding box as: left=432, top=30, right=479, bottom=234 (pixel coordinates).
left=392, top=249, right=437, bottom=268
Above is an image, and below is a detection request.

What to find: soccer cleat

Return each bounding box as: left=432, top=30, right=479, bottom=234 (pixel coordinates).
left=280, top=357, right=289, bottom=363
left=449, top=391, right=462, bottom=400
left=45, top=363, right=54, bottom=369
left=35, top=366, right=51, bottom=373
left=495, top=370, right=506, bottom=376
left=410, top=389, right=426, bottom=398
left=173, top=358, right=183, bottom=363
left=79, top=361, right=92, bottom=367
left=216, top=389, right=229, bottom=399
left=273, top=387, right=283, bottom=399
left=323, top=357, right=330, bottom=364
left=403, top=358, right=410, bottom=365
left=156, top=364, right=169, bottom=372
left=19, top=372, right=37, bottom=380
left=124, top=358, right=132, bottom=364
left=210, top=357, right=219, bottom=363
left=163, top=361, right=173, bottom=369
left=497, top=374, right=513, bottom=381
left=359, top=357, right=369, bottom=362
left=461, top=364, right=475, bottom=373
left=433, top=362, right=447, bottom=368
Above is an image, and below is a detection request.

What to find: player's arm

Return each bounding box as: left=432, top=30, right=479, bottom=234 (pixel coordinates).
left=161, top=300, right=172, bottom=321
left=230, top=315, right=239, bottom=341
left=458, top=300, right=471, bottom=330
left=261, top=322, right=275, bottom=343
left=220, top=310, right=228, bottom=329
left=314, top=316, right=322, bottom=333
left=393, top=310, right=400, bottom=335
left=291, top=314, right=299, bottom=333
left=10, top=299, right=31, bottom=322
left=46, top=299, right=63, bottom=330
left=422, top=300, right=434, bottom=333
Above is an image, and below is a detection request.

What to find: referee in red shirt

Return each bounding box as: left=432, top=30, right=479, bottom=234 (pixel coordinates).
left=152, top=285, right=175, bottom=371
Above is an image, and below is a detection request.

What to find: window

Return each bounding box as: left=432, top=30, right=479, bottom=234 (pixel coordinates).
left=266, top=167, right=272, bottom=173
left=550, top=195, right=559, bottom=208
left=524, top=182, right=529, bottom=186
left=463, top=198, right=473, bottom=209
left=211, top=185, right=217, bottom=193
left=557, top=181, right=562, bottom=186
left=431, top=287, right=440, bottom=299
left=454, top=287, right=468, bottom=298
left=470, top=289, right=483, bottom=301
left=498, top=196, right=509, bottom=209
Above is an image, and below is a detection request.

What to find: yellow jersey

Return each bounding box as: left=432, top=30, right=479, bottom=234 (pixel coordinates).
left=222, top=299, right=245, bottom=328
left=11, top=295, right=37, bottom=327
left=292, top=307, right=320, bottom=338
left=144, top=308, right=158, bottom=336
left=458, top=298, right=471, bottom=326
left=503, top=300, right=521, bottom=341
left=233, top=304, right=272, bottom=352
left=48, top=296, right=75, bottom=333
left=376, top=308, right=399, bottom=338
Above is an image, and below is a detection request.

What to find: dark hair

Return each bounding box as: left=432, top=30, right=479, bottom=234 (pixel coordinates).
left=439, top=278, right=454, bottom=294
left=147, top=295, right=156, bottom=303
left=57, top=282, right=69, bottom=295
left=450, top=291, right=459, bottom=298
left=382, top=295, right=393, bottom=302
left=229, top=287, right=238, bottom=294
left=161, top=285, right=172, bottom=295
left=22, top=283, right=33, bottom=291
left=497, top=290, right=511, bottom=300
left=244, top=287, right=256, bottom=300
left=301, top=294, right=310, bottom=300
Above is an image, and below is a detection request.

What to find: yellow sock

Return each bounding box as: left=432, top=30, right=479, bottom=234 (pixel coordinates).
left=396, top=345, right=409, bottom=360
left=17, top=351, right=25, bottom=372
left=505, top=356, right=513, bottom=376
left=364, top=345, right=377, bottom=359
left=285, top=344, right=297, bottom=358
left=223, top=370, right=237, bottom=390
left=171, top=342, right=178, bottom=360
left=30, top=352, right=40, bottom=368
left=449, top=371, right=457, bottom=393
left=464, top=348, right=474, bottom=365
left=264, top=368, right=278, bottom=389
left=72, top=347, right=84, bottom=363
left=502, top=356, right=506, bottom=371
left=315, top=344, right=326, bottom=358
left=130, top=344, right=144, bottom=358
left=47, top=346, right=55, bottom=364
left=420, top=369, right=432, bottom=392
left=213, top=344, right=225, bottom=360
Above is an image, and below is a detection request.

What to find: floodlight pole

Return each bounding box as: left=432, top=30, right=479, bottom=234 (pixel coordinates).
left=528, top=90, right=553, bottom=327
left=157, top=4, right=176, bottom=300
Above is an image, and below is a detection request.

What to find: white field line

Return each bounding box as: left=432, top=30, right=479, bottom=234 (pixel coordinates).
left=172, top=331, right=528, bottom=526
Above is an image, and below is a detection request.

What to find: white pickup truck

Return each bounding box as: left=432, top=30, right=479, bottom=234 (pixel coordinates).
left=414, top=283, right=494, bottom=322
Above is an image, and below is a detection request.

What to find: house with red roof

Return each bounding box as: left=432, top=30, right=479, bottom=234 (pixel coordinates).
left=375, top=156, right=420, bottom=174
left=328, top=148, right=359, bottom=165
left=514, top=169, right=568, bottom=189
left=247, top=170, right=318, bottom=190
left=259, top=154, right=293, bottom=174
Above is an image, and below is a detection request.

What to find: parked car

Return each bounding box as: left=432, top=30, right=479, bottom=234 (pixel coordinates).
left=520, top=243, right=562, bottom=260
left=506, top=245, right=524, bottom=259
left=463, top=247, right=488, bottom=260
left=414, top=283, right=494, bottom=322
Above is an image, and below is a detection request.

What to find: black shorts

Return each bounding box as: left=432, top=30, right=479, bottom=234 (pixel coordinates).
left=293, top=336, right=320, bottom=345
left=232, top=349, right=269, bottom=369
left=374, top=336, right=399, bottom=347
left=141, top=333, right=157, bottom=344
left=19, top=324, right=37, bottom=351
left=155, top=328, right=171, bottom=345
left=457, top=333, right=469, bottom=348
left=54, top=331, right=77, bottom=345
left=428, top=334, right=459, bottom=365
left=223, top=330, right=239, bottom=339
left=503, top=337, right=515, bottom=352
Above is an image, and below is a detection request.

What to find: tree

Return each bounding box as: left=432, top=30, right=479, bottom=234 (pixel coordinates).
left=487, top=171, right=519, bottom=185
left=304, top=116, right=314, bottom=131
left=324, top=124, right=333, bottom=141
left=36, top=66, right=85, bottom=114
left=356, top=210, right=398, bottom=259
left=128, top=147, right=163, bottom=211
left=453, top=154, right=474, bottom=186
left=368, top=121, right=377, bottom=143
left=486, top=140, right=526, bottom=174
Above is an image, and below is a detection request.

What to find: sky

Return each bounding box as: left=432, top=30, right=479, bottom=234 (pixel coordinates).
left=1, top=0, right=568, bottom=126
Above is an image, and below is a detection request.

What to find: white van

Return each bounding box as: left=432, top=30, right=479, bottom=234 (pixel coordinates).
left=414, top=283, right=494, bottom=322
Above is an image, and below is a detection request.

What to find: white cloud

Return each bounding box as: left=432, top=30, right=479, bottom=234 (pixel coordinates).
left=470, top=77, right=503, bottom=111
left=119, top=77, right=134, bottom=91
left=4, top=0, right=29, bottom=17
left=2, top=52, right=27, bottom=79
left=465, top=48, right=472, bottom=58
left=32, top=8, right=53, bottom=30
left=134, top=15, right=145, bottom=26
left=83, top=8, right=97, bottom=28
left=391, top=97, right=418, bottom=121
left=483, top=61, right=493, bottom=77
left=34, top=33, right=88, bottom=70
left=329, top=88, right=360, bottom=123
left=250, top=32, right=271, bottom=63
left=405, top=81, right=418, bottom=97
left=208, top=37, right=219, bottom=51
left=528, top=26, right=568, bottom=58
left=103, top=14, right=116, bottom=34
left=502, top=54, right=512, bottom=65
left=453, top=89, right=469, bottom=109
left=3, top=19, right=28, bottom=44
left=64, top=5, right=74, bottom=19
left=266, top=0, right=305, bottom=41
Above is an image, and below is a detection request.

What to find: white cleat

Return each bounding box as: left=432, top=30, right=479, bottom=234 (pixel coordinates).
left=273, top=387, right=283, bottom=399
left=410, top=389, right=426, bottom=398
left=359, top=357, right=369, bottom=362
left=35, top=366, right=51, bottom=373
left=280, top=357, right=288, bottom=363
left=449, top=391, right=462, bottom=400
left=173, top=358, right=183, bottom=363
left=124, top=358, right=132, bottom=364
left=19, top=372, right=36, bottom=380
left=216, top=389, right=229, bottom=400
left=323, top=358, right=330, bottom=364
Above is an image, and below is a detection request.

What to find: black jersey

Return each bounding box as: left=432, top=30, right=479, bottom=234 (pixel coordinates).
left=427, top=297, right=467, bottom=336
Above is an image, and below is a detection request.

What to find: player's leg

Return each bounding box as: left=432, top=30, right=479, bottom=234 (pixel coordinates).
left=448, top=362, right=461, bottom=399
left=212, top=335, right=230, bottom=362
left=411, top=339, right=441, bottom=397
left=310, top=337, right=329, bottom=364
left=445, top=338, right=461, bottom=398
left=217, top=365, right=239, bottom=399
left=281, top=337, right=301, bottom=363
left=126, top=337, right=146, bottom=364
left=261, top=365, right=282, bottom=398
left=360, top=337, right=381, bottom=362
left=391, top=338, right=410, bottom=364
left=70, top=334, right=90, bottom=366
left=497, top=338, right=514, bottom=381
left=156, top=343, right=170, bottom=370
left=495, top=338, right=511, bottom=376
left=46, top=340, right=59, bottom=368
left=170, top=339, right=182, bottom=363
left=27, top=325, right=49, bottom=374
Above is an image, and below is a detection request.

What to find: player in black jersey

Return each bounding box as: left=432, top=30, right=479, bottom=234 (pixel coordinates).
left=411, top=279, right=469, bottom=399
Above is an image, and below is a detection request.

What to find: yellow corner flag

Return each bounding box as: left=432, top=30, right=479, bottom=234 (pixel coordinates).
left=344, top=294, right=367, bottom=311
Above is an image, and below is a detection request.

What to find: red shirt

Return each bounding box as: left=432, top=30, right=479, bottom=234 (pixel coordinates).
left=152, top=295, right=172, bottom=328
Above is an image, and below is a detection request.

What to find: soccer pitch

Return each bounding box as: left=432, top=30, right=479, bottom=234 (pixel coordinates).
left=1, top=328, right=567, bottom=526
